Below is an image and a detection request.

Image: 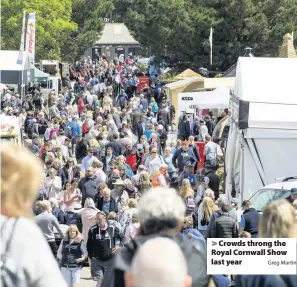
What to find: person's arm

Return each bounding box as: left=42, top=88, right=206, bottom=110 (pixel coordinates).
left=203, top=143, right=207, bottom=156
left=172, top=150, right=178, bottom=168
left=239, top=216, right=245, bottom=233
left=81, top=158, right=86, bottom=173
left=210, top=219, right=217, bottom=238
left=52, top=215, right=64, bottom=237
left=87, top=229, right=93, bottom=258
left=206, top=213, right=216, bottom=239
left=57, top=239, right=64, bottom=260
left=77, top=241, right=88, bottom=262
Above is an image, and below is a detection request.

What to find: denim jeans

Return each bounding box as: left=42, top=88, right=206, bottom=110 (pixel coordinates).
left=61, top=267, right=81, bottom=287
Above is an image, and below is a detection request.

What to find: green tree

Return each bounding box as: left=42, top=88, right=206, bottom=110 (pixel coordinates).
left=1, top=0, right=77, bottom=61
left=71, top=0, right=114, bottom=57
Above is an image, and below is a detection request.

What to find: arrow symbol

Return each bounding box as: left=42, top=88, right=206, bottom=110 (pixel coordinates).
left=212, top=241, right=217, bottom=246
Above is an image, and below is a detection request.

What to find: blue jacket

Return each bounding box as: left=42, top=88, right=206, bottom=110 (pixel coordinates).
left=181, top=228, right=206, bottom=249
left=64, top=121, right=81, bottom=138
left=149, top=102, right=158, bottom=113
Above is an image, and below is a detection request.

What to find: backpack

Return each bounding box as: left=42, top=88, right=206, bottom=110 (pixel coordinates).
left=1, top=218, right=27, bottom=287
left=185, top=196, right=196, bottom=214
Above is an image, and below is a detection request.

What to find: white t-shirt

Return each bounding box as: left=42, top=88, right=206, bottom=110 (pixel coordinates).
left=0, top=216, right=67, bottom=287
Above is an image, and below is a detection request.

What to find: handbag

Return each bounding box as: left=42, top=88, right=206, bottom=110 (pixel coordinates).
left=1, top=218, right=27, bottom=287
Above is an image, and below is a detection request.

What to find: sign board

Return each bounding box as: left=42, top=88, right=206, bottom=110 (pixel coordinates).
left=177, top=94, right=199, bottom=120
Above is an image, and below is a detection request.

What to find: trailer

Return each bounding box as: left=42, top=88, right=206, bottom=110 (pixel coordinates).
left=225, top=57, right=297, bottom=203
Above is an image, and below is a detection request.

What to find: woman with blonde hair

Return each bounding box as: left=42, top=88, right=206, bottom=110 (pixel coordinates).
left=137, top=171, right=152, bottom=195
left=124, top=213, right=140, bottom=244
left=120, top=198, right=138, bottom=234
left=235, top=199, right=297, bottom=286
left=197, top=197, right=218, bottom=237
left=80, top=198, right=99, bottom=243
left=57, top=224, right=88, bottom=287
left=179, top=179, right=196, bottom=215
left=89, top=138, right=100, bottom=158
left=259, top=199, right=297, bottom=238
left=1, top=143, right=67, bottom=286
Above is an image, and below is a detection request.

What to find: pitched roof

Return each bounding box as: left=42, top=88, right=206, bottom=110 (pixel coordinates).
left=175, top=68, right=203, bottom=80
left=95, top=23, right=139, bottom=45
left=279, top=33, right=297, bottom=58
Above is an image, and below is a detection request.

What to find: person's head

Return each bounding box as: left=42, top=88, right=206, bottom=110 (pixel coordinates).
left=117, top=155, right=126, bottom=165
left=85, top=167, right=94, bottom=178
left=103, top=188, right=111, bottom=201
left=52, top=159, right=61, bottom=170
left=188, top=136, right=195, bottom=143
left=49, top=197, right=59, bottom=208
left=84, top=197, right=96, bottom=208
left=97, top=183, right=108, bottom=197
left=67, top=224, right=81, bottom=239
left=151, top=148, right=158, bottom=158
left=75, top=135, right=82, bottom=142
left=259, top=199, right=297, bottom=238
left=164, top=146, right=171, bottom=156
left=231, top=198, right=238, bottom=210
left=241, top=200, right=252, bottom=211
left=205, top=134, right=212, bottom=143
left=39, top=200, right=52, bottom=213
left=239, top=231, right=252, bottom=238
left=180, top=179, right=194, bottom=200
left=127, top=198, right=137, bottom=209
left=107, top=211, right=117, bottom=221
left=127, top=144, right=133, bottom=151
left=201, top=197, right=218, bottom=222
left=183, top=215, right=194, bottom=229
left=87, top=148, right=94, bottom=157
left=70, top=179, right=78, bottom=189
left=137, top=187, right=186, bottom=236
left=106, top=146, right=113, bottom=156
left=47, top=152, right=55, bottom=161
left=92, top=160, right=104, bottom=170
left=48, top=168, right=56, bottom=179
left=96, top=211, right=107, bottom=227
left=217, top=194, right=229, bottom=210
left=114, top=179, right=125, bottom=192
left=181, top=141, right=188, bottom=151
left=67, top=158, right=75, bottom=167
left=290, top=188, right=297, bottom=201
left=89, top=138, right=100, bottom=148
left=125, top=237, right=191, bottom=287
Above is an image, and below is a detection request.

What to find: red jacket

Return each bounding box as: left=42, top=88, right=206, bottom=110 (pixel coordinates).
left=125, top=153, right=137, bottom=172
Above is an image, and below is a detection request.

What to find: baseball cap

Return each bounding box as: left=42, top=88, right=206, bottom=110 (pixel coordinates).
left=291, top=188, right=297, bottom=195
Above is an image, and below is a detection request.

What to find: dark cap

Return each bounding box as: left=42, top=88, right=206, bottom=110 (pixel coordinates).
left=291, top=188, right=297, bottom=195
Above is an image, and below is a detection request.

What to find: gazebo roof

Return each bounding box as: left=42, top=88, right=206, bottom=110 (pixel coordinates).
left=175, top=68, right=202, bottom=80
left=279, top=33, right=297, bottom=58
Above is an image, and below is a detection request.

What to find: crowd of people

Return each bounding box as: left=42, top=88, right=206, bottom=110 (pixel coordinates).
left=1, top=54, right=297, bottom=287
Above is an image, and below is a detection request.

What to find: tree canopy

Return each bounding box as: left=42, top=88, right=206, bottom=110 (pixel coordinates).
left=116, top=0, right=297, bottom=71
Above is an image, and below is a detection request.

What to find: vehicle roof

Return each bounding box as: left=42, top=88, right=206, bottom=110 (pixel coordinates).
left=261, top=180, right=297, bottom=190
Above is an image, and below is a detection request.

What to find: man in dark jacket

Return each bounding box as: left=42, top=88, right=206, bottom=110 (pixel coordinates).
left=239, top=200, right=261, bottom=238
left=78, top=167, right=103, bottom=206
left=158, top=103, right=170, bottom=130
left=102, top=188, right=209, bottom=287
left=210, top=203, right=238, bottom=238
left=205, top=169, right=220, bottom=200
left=97, top=188, right=118, bottom=214
left=75, top=135, right=88, bottom=163
left=87, top=211, right=123, bottom=287
left=178, top=115, right=190, bottom=140
left=172, top=141, right=198, bottom=174
left=130, top=108, right=142, bottom=134
left=106, top=134, right=123, bottom=157
left=205, top=114, right=216, bottom=136
left=135, top=116, right=146, bottom=141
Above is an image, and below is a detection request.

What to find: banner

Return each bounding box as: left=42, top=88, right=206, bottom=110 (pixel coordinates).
left=26, top=12, right=36, bottom=65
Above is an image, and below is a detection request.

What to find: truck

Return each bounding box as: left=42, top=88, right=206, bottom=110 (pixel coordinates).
left=0, top=115, right=22, bottom=145
left=225, top=57, right=297, bottom=203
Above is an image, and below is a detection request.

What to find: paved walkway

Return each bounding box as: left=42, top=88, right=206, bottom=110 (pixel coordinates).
left=80, top=267, right=94, bottom=287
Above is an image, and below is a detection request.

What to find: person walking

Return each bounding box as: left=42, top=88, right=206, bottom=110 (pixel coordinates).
left=239, top=200, right=261, bottom=238
left=57, top=224, right=88, bottom=287
left=35, top=200, right=65, bottom=257
left=87, top=211, right=123, bottom=287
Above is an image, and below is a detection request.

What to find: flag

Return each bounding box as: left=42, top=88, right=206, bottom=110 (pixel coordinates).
left=209, top=27, right=213, bottom=65
left=26, top=12, right=36, bottom=65
left=17, top=11, right=26, bottom=65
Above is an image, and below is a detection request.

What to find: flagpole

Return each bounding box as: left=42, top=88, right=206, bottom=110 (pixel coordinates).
left=209, top=27, right=213, bottom=66
left=20, top=11, right=26, bottom=103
